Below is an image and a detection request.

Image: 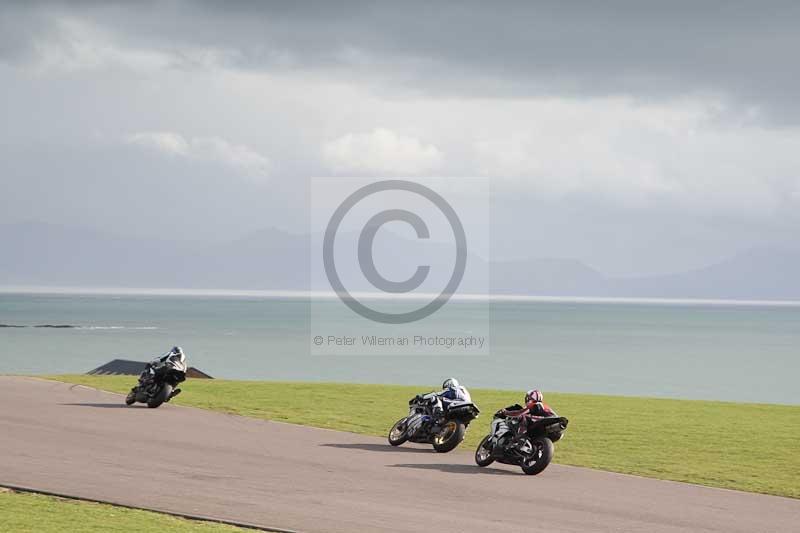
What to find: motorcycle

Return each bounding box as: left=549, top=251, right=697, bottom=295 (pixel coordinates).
left=474, top=409, right=568, bottom=475
left=388, top=392, right=480, bottom=453
left=125, top=355, right=187, bottom=408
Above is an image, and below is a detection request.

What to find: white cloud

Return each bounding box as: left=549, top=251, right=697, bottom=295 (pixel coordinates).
left=127, top=131, right=189, bottom=156
left=127, top=131, right=270, bottom=181
left=470, top=97, right=800, bottom=213
left=322, top=128, right=443, bottom=175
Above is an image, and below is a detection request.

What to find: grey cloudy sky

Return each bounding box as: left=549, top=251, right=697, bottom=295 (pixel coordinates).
left=1, top=1, right=799, bottom=276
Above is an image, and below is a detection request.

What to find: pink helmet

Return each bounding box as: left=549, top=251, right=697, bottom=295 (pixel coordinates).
left=525, top=389, right=543, bottom=406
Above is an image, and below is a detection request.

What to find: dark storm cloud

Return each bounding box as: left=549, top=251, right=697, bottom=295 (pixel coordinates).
left=2, top=1, right=799, bottom=121
left=1, top=1, right=799, bottom=281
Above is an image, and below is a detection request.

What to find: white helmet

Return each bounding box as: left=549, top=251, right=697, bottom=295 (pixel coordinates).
left=169, top=346, right=186, bottom=363
left=442, top=378, right=459, bottom=390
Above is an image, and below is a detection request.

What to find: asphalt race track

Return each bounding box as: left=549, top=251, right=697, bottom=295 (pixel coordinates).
left=1, top=377, right=797, bottom=532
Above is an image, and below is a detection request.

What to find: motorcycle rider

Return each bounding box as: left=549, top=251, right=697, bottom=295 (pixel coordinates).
left=136, top=346, right=186, bottom=387
left=494, top=389, right=554, bottom=440
left=501, top=389, right=554, bottom=418
left=432, top=377, right=471, bottom=419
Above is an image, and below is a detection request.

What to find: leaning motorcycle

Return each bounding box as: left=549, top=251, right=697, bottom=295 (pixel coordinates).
left=474, top=410, right=568, bottom=474
left=388, top=393, right=480, bottom=452
left=125, top=357, right=187, bottom=408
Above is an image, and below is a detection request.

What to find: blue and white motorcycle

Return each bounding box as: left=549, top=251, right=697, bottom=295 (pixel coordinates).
left=388, top=392, right=480, bottom=453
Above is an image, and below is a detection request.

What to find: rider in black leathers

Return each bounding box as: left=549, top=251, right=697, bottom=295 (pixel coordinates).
left=136, top=346, right=185, bottom=387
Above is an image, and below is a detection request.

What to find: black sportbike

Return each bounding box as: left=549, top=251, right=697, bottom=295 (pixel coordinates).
left=125, top=357, right=186, bottom=408
left=388, top=393, right=480, bottom=452
left=474, top=410, right=568, bottom=475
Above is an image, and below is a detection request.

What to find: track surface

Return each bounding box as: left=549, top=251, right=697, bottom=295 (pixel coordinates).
left=1, top=377, right=797, bottom=532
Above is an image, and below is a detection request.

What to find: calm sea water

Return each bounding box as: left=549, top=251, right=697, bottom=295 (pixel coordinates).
left=1, top=292, right=797, bottom=405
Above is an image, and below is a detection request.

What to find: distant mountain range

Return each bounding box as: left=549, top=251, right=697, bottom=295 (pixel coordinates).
left=1, top=222, right=799, bottom=300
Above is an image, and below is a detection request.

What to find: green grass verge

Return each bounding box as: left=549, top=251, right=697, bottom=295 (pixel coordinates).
left=0, top=489, right=250, bottom=532
left=48, top=375, right=800, bottom=499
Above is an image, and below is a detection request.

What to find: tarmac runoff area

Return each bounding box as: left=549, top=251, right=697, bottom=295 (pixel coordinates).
left=0, top=376, right=798, bottom=532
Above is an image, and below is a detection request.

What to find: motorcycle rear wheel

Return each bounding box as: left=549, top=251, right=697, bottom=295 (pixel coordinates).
left=474, top=435, right=495, bottom=467
left=147, top=383, right=173, bottom=409
left=388, top=417, right=409, bottom=446
left=432, top=421, right=465, bottom=453
left=520, top=437, right=554, bottom=475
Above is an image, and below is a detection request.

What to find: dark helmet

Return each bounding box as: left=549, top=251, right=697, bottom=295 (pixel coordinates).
left=172, top=346, right=183, bottom=356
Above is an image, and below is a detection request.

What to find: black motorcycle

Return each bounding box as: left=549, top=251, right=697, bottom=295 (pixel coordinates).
left=474, top=410, right=568, bottom=475
left=388, top=393, right=480, bottom=452
left=125, top=356, right=187, bottom=408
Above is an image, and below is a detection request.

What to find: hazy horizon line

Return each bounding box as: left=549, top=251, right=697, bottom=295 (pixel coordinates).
left=2, top=285, right=800, bottom=308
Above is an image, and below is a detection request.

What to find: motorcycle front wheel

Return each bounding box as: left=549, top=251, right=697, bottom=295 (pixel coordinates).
left=432, top=420, right=465, bottom=453
left=520, top=437, right=554, bottom=475
left=474, top=435, right=495, bottom=467
left=147, top=383, right=173, bottom=409
left=124, top=390, right=136, bottom=406
left=388, top=417, right=409, bottom=446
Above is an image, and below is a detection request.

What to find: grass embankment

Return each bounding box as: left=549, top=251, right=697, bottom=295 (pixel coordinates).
left=0, top=489, right=249, bottom=532
left=49, top=375, right=800, bottom=499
